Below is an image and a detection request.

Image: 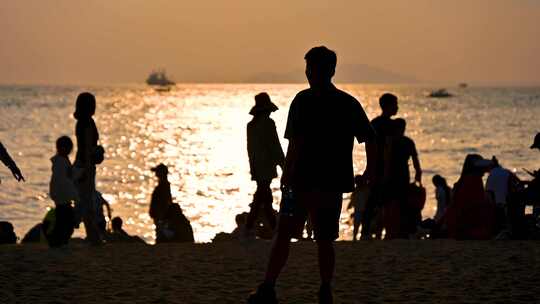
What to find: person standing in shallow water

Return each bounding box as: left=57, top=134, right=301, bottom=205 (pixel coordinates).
left=73, top=92, right=102, bottom=244
left=248, top=46, right=377, bottom=304
left=245, top=93, right=285, bottom=235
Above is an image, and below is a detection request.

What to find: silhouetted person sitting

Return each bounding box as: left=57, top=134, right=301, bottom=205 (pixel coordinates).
left=47, top=136, right=78, bottom=247
left=442, top=154, right=495, bottom=240
left=361, top=93, right=398, bottom=240
left=149, top=163, right=194, bottom=243
left=486, top=156, right=519, bottom=236
left=432, top=174, right=452, bottom=222
left=106, top=217, right=145, bottom=243
left=0, top=142, right=24, bottom=182
left=149, top=163, right=173, bottom=242
left=0, top=221, right=17, bottom=244
left=166, top=203, right=195, bottom=243
left=384, top=118, right=422, bottom=238
left=248, top=46, right=376, bottom=304
left=246, top=92, right=285, bottom=237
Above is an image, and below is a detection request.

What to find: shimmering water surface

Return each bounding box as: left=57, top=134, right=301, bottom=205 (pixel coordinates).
left=1, top=84, right=539, bottom=243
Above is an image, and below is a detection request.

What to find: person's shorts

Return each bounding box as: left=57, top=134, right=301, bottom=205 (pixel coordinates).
left=278, top=191, right=343, bottom=241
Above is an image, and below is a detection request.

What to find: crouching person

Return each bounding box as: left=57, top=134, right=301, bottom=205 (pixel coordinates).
left=149, top=163, right=194, bottom=243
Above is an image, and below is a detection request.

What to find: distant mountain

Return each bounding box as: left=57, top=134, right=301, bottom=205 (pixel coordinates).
left=246, top=64, right=416, bottom=84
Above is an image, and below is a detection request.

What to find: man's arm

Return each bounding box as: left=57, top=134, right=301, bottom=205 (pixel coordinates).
left=364, top=140, right=378, bottom=185
left=280, top=137, right=303, bottom=189
left=412, top=149, right=422, bottom=183
left=269, top=121, right=285, bottom=168
left=0, top=142, right=24, bottom=182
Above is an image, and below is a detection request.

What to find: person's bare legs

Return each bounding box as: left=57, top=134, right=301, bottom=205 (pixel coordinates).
left=317, top=240, right=335, bottom=284
left=352, top=218, right=360, bottom=241
left=264, top=217, right=294, bottom=283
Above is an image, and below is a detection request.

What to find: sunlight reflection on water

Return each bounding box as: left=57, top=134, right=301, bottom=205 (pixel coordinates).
left=1, top=84, right=540, bottom=243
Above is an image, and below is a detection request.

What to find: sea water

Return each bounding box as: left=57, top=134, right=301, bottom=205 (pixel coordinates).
left=1, top=84, right=539, bottom=243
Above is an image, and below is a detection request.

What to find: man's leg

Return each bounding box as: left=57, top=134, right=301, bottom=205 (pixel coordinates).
left=361, top=188, right=378, bottom=240
left=317, top=240, right=335, bottom=284
left=312, top=192, right=342, bottom=304
left=248, top=215, right=301, bottom=304
left=264, top=224, right=293, bottom=283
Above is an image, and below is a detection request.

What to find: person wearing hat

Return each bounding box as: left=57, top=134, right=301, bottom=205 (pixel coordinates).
left=149, top=163, right=173, bottom=242
left=245, top=92, right=285, bottom=235
left=248, top=46, right=377, bottom=304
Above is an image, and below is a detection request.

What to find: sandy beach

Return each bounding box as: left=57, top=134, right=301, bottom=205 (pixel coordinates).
left=1, top=240, right=539, bottom=303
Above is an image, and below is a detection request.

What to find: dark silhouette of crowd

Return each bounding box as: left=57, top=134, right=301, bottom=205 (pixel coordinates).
left=0, top=45, right=540, bottom=304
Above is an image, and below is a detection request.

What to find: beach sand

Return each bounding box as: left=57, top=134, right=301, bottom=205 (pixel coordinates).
left=1, top=240, right=539, bottom=303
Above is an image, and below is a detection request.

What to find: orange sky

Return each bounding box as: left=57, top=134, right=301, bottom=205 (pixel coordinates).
left=1, top=0, right=539, bottom=85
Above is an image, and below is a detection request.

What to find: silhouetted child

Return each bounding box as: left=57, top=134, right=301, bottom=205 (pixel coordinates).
left=348, top=174, right=370, bottom=241
left=106, top=217, right=145, bottom=243
left=47, top=136, right=78, bottom=247
left=149, top=163, right=174, bottom=242
left=432, top=175, right=451, bottom=222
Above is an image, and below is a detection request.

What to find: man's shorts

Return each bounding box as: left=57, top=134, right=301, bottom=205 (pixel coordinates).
left=278, top=191, right=343, bottom=241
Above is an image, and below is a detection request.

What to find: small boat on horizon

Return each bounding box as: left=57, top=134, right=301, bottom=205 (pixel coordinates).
left=428, top=89, right=453, bottom=98
left=146, top=70, right=175, bottom=87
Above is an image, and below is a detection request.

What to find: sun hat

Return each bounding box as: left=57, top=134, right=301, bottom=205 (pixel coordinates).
left=151, top=163, right=168, bottom=175
left=249, top=92, right=278, bottom=115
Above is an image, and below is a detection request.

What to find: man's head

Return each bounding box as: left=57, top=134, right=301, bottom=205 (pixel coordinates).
left=151, top=163, right=169, bottom=181
left=111, top=217, right=123, bottom=232
left=304, top=46, right=337, bottom=88
left=379, top=93, right=398, bottom=117
left=531, top=133, right=540, bottom=150
left=393, top=118, right=406, bottom=136
left=56, top=136, right=73, bottom=157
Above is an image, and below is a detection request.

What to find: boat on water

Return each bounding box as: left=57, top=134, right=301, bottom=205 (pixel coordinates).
left=428, top=89, right=453, bottom=98
left=146, top=70, right=175, bottom=86
left=459, top=83, right=468, bottom=88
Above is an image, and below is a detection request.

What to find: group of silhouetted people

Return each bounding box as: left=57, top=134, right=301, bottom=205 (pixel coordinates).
left=0, top=92, right=195, bottom=247
left=1, top=44, right=540, bottom=304
left=243, top=46, right=540, bottom=304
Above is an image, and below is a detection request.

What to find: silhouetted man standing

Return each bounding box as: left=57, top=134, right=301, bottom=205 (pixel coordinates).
left=246, top=93, right=285, bottom=235
left=361, top=93, right=398, bottom=239
left=248, top=46, right=376, bottom=304
left=0, top=142, right=24, bottom=183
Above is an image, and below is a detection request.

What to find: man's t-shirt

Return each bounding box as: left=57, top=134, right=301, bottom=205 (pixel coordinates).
left=284, top=85, right=375, bottom=193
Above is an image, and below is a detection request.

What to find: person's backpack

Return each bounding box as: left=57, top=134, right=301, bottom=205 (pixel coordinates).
left=167, top=204, right=195, bottom=243
left=0, top=221, right=17, bottom=244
